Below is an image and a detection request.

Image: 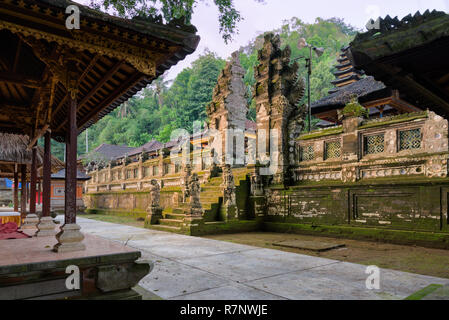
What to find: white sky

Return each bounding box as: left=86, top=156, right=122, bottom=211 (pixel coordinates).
left=78, top=0, right=449, bottom=80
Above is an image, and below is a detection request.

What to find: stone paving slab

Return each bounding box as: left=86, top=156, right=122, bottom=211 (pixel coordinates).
left=138, top=252, right=230, bottom=299
left=67, top=217, right=449, bottom=300
left=273, top=240, right=345, bottom=252
left=177, top=248, right=338, bottom=283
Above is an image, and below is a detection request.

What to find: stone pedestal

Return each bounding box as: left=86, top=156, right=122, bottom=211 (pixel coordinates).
left=35, top=216, right=56, bottom=237
left=21, top=214, right=39, bottom=229
left=223, top=205, right=237, bottom=221
left=144, top=206, right=163, bottom=226
left=53, top=223, right=85, bottom=253
left=188, top=206, right=203, bottom=218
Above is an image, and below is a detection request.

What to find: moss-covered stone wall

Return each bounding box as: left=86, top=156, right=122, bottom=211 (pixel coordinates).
left=265, top=180, right=449, bottom=233
left=85, top=189, right=181, bottom=218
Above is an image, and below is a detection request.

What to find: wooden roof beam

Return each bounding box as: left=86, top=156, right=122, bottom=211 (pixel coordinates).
left=77, top=72, right=143, bottom=132
left=0, top=72, right=42, bottom=88
left=55, top=60, right=124, bottom=132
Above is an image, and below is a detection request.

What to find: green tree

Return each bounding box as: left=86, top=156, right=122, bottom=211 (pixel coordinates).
left=89, top=0, right=265, bottom=43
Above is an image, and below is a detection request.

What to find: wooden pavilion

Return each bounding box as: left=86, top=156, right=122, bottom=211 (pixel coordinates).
left=348, top=10, right=449, bottom=118
left=0, top=0, right=199, bottom=299
left=0, top=0, right=199, bottom=252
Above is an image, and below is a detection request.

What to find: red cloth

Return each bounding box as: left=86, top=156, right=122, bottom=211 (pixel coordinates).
left=0, top=222, right=30, bottom=240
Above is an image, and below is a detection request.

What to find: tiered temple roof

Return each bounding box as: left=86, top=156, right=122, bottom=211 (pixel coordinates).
left=328, top=46, right=364, bottom=94
left=312, top=36, right=424, bottom=123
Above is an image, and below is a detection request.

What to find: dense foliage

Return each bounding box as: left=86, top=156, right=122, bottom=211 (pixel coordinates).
left=46, top=17, right=358, bottom=160
left=89, top=0, right=265, bottom=43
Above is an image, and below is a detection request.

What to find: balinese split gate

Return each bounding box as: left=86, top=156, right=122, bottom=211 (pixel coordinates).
left=85, top=11, right=449, bottom=249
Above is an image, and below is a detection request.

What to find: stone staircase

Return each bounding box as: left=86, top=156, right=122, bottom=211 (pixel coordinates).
left=150, top=168, right=249, bottom=233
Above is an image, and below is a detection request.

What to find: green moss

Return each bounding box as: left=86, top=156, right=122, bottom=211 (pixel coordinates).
left=342, top=96, right=368, bottom=118
left=359, top=111, right=428, bottom=130
left=85, top=208, right=147, bottom=219
left=190, top=220, right=260, bottom=236
left=299, top=127, right=343, bottom=141
left=405, top=284, right=443, bottom=300
left=263, top=222, right=449, bottom=249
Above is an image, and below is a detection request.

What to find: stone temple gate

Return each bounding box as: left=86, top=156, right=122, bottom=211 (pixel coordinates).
left=85, top=11, right=449, bottom=249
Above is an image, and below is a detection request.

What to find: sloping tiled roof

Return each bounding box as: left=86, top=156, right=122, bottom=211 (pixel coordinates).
left=92, top=144, right=136, bottom=160
left=128, top=140, right=163, bottom=156
left=312, top=76, right=388, bottom=113
left=51, top=169, right=91, bottom=180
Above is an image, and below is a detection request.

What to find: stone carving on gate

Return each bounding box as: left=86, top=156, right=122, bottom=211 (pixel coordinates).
left=145, top=179, right=162, bottom=225
left=222, top=164, right=236, bottom=207
left=253, top=33, right=306, bottom=185
left=188, top=173, right=203, bottom=217
left=182, top=163, right=192, bottom=203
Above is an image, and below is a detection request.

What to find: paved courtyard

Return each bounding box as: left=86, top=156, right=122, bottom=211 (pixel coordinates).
left=62, top=217, right=449, bottom=300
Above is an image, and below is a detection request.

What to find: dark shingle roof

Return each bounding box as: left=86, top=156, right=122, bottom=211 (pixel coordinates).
left=312, top=76, right=388, bottom=113
left=128, top=140, right=163, bottom=156
left=92, top=144, right=136, bottom=160
left=51, top=169, right=90, bottom=180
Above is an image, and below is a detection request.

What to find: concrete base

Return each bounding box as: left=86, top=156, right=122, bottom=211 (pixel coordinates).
left=53, top=223, right=86, bottom=253
left=35, top=216, right=56, bottom=237
left=21, top=214, right=39, bottom=229
left=0, top=233, right=152, bottom=300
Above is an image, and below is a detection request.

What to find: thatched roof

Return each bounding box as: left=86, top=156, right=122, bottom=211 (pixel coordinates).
left=0, top=133, right=65, bottom=178
left=0, top=133, right=38, bottom=164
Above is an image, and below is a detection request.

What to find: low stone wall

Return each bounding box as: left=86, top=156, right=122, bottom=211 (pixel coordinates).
left=265, top=179, right=449, bottom=233
left=85, top=188, right=182, bottom=218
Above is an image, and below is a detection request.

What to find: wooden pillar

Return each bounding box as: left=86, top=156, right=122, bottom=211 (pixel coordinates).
left=13, top=165, right=19, bottom=212
left=36, top=130, right=55, bottom=237
left=38, top=180, right=41, bottom=205
left=29, top=147, right=37, bottom=214
left=64, top=95, right=78, bottom=225
left=42, top=131, right=51, bottom=217
left=20, top=164, right=27, bottom=218
left=54, top=62, right=85, bottom=252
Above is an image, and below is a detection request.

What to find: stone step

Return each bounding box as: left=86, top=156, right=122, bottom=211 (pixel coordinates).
left=150, top=224, right=182, bottom=232
left=202, top=188, right=222, bottom=193
left=163, top=212, right=185, bottom=220
left=200, top=196, right=220, bottom=203
left=160, top=218, right=184, bottom=227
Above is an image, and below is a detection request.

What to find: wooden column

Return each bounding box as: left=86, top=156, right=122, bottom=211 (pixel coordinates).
left=36, top=130, right=55, bottom=237
left=20, top=164, right=27, bottom=218
left=54, top=62, right=85, bottom=251
left=64, top=95, right=78, bottom=225
left=42, top=131, right=51, bottom=217
left=13, top=165, right=19, bottom=212
left=29, top=147, right=37, bottom=214
left=38, top=180, right=41, bottom=205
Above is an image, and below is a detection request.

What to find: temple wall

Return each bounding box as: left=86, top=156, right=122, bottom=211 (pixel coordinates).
left=259, top=111, right=449, bottom=234
left=264, top=182, right=448, bottom=233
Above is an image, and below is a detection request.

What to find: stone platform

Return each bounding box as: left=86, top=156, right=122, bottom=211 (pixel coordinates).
left=72, top=216, right=449, bottom=300
left=0, top=233, right=152, bottom=300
